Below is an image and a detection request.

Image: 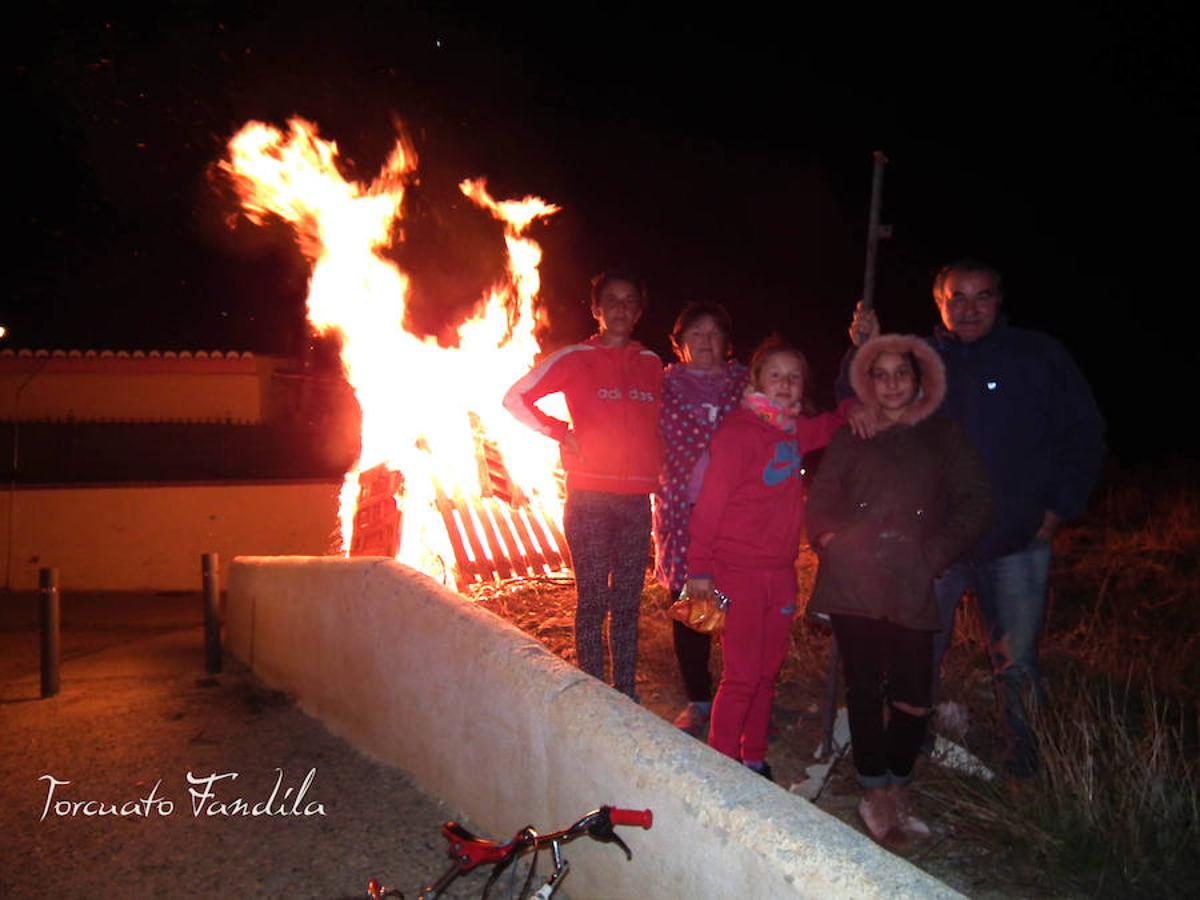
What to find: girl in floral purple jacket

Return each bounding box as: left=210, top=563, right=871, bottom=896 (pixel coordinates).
left=652, top=302, right=748, bottom=735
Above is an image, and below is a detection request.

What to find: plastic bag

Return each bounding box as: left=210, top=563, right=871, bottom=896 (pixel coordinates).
left=668, top=586, right=731, bottom=634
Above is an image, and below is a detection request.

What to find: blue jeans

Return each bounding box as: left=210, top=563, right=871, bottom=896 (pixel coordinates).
left=932, top=538, right=1052, bottom=774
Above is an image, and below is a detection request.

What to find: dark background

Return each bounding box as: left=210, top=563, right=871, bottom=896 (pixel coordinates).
left=10, top=2, right=1197, bottom=461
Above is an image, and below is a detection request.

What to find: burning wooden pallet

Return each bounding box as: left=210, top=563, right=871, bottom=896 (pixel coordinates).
left=350, top=417, right=571, bottom=592
left=431, top=478, right=571, bottom=592
left=349, top=465, right=404, bottom=558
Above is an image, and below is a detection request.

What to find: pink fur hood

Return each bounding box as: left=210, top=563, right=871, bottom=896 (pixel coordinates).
left=848, top=333, right=947, bottom=426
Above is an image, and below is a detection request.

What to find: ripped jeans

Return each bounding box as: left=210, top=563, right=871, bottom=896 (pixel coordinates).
left=932, top=538, right=1052, bottom=775
left=831, top=614, right=933, bottom=789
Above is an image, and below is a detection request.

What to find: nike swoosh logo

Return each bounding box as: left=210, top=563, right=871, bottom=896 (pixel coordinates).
left=763, top=440, right=801, bottom=486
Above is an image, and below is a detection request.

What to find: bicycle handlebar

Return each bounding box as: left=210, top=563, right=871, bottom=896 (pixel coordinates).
left=607, top=807, right=652, bottom=829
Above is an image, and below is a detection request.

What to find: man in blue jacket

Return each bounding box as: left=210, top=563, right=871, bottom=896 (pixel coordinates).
left=846, top=259, right=1106, bottom=777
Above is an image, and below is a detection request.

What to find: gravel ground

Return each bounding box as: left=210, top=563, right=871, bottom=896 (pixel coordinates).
left=0, top=592, right=513, bottom=900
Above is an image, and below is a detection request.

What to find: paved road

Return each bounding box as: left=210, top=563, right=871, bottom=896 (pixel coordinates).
left=0, top=592, right=504, bottom=899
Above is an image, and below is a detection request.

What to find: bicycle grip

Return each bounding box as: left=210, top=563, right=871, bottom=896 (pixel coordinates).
left=608, top=807, right=653, bottom=829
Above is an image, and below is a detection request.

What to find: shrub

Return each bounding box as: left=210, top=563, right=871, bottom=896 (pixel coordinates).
left=926, top=669, right=1200, bottom=898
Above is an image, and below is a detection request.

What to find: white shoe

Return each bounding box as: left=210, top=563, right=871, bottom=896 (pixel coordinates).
left=888, top=785, right=931, bottom=839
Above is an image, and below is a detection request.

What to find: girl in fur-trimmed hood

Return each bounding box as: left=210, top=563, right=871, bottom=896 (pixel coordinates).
left=806, top=334, right=991, bottom=847
left=848, top=333, right=946, bottom=426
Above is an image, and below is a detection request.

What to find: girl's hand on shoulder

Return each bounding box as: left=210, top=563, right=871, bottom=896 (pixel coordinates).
left=561, top=431, right=582, bottom=459
left=684, top=576, right=714, bottom=601
left=846, top=401, right=880, bottom=439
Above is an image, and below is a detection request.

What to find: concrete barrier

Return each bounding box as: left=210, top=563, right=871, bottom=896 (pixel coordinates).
left=227, top=557, right=958, bottom=899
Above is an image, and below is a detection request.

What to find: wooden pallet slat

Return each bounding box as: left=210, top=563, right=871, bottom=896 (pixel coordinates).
left=521, top=503, right=562, bottom=569
left=452, top=489, right=495, bottom=585
left=507, top=505, right=547, bottom=574
left=470, top=497, right=514, bottom=581
left=431, top=477, right=476, bottom=592
left=536, top=497, right=572, bottom=569
left=489, top=500, right=534, bottom=577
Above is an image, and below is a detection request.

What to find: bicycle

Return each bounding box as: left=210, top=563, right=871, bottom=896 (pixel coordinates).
left=362, top=805, right=653, bottom=899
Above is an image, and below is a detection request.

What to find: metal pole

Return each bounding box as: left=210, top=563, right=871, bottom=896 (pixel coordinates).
left=39, top=567, right=60, bottom=698
left=860, top=150, right=891, bottom=312
left=818, top=636, right=840, bottom=759
left=202, top=553, right=221, bottom=674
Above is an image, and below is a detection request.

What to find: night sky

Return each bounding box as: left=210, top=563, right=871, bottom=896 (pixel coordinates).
left=11, top=3, right=1198, bottom=461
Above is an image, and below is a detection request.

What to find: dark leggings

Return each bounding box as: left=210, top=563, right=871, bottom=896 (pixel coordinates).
left=672, top=615, right=713, bottom=702
left=830, top=614, right=933, bottom=788
left=563, top=489, right=651, bottom=699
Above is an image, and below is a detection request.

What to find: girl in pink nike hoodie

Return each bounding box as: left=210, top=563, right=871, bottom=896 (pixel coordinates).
left=686, top=336, right=854, bottom=776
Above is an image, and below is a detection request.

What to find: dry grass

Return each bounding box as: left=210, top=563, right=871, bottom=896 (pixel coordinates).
left=924, top=672, right=1200, bottom=898
left=469, top=576, right=580, bottom=654
left=924, top=462, right=1200, bottom=898
left=1049, top=460, right=1200, bottom=698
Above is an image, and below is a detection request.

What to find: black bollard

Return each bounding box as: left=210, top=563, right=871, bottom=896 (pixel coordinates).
left=39, top=567, right=60, bottom=698
left=202, top=553, right=221, bottom=674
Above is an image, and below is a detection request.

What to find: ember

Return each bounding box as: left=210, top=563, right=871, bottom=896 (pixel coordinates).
left=222, top=118, right=568, bottom=589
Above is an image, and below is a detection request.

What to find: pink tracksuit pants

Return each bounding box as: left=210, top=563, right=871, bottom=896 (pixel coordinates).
left=707, top=563, right=797, bottom=763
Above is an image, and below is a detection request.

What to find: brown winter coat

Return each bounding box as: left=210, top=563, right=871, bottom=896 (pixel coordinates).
left=806, top=335, right=992, bottom=631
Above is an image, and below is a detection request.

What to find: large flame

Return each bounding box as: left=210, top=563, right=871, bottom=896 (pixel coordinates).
left=222, top=117, right=566, bottom=584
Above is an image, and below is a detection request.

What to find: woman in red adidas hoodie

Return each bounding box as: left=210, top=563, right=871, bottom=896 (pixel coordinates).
left=686, top=336, right=854, bottom=777
left=503, top=270, right=663, bottom=699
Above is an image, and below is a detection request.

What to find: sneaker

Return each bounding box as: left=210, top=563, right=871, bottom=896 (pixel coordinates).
left=887, top=785, right=931, bottom=840
left=672, top=703, right=710, bottom=738
left=742, top=760, right=774, bottom=782
left=895, top=809, right=931, bottom=839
